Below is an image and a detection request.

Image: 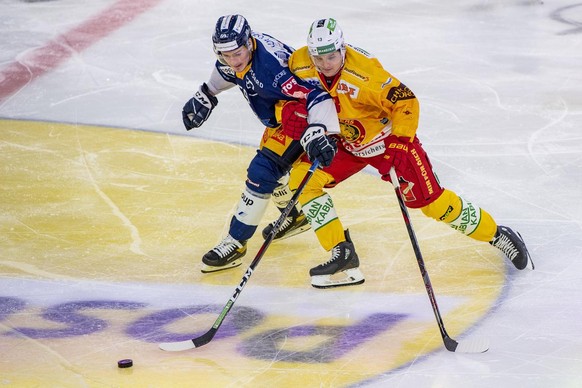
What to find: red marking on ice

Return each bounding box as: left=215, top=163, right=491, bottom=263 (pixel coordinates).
left=0, top=0, right=162, bottom=102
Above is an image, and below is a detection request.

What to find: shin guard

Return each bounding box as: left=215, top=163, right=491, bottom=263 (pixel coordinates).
left=272, top=173, right=301, bottom=217
left=229, top=187, right=270, bottom=241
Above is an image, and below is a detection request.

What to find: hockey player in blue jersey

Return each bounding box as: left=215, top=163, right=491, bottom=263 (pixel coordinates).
left=182, top=14, right=339, bottom=272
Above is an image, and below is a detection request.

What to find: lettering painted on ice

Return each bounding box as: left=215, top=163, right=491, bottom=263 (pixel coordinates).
left=0, top=295, right=407, bottom=363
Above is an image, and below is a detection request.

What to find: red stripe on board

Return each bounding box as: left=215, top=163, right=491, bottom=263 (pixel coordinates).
left=0, top=0, right=162, bottom=102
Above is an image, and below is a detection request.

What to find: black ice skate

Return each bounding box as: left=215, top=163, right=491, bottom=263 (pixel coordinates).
left=490, top=225, right=534, bottom=270
left=310, top=229, right=365, bottom=289
left=201, top=235, right=247, bottom=273
left=262, top=211, right=311, bottom=241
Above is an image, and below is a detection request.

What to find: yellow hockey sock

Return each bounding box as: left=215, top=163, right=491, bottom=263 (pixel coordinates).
left=421, top=189, right=497, bottom=242
left=290, top=165, right=346, bottom=251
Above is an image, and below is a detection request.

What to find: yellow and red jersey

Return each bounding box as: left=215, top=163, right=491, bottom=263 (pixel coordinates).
left=289, top=45, right=420, bottom=157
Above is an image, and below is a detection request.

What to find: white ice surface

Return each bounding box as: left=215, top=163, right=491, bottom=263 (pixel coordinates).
left=1, top=0, right=582, bottom=387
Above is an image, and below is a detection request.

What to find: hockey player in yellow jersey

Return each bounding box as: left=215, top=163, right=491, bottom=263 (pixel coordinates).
left=266, top=18, right=534, bottom=288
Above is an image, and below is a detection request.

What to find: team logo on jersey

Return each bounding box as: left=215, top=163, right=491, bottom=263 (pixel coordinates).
left=244, top=79, right=258, bottom=97
left=281, top=76, right=311, bottom=99
left=337, top=80, right=359, bottom=98
left=339, top=119, right=364, bottom=143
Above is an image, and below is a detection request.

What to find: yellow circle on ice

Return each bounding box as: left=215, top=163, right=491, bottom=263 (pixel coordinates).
left=0, top=119, right=507, bottom=387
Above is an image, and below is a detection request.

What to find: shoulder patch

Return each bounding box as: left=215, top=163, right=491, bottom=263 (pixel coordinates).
left=387, top=83, right=415, bottom=103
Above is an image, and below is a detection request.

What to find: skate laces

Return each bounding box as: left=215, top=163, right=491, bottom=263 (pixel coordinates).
left=492, top=232, right=518, bottom=261
left=320, top=244, right=347, bottom=266
left=212, top=236, right=241, bottom=258
left=279, top=216, right=294, bottom=231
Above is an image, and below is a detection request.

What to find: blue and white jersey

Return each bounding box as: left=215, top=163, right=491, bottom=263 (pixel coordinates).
left=212, top=32, right=333, bottom=129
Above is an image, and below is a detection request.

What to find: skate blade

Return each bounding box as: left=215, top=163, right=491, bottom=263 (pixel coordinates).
left=273, top=223, right=311, bottom=241
left=311, top=268, right=365, bottom=289
left=515, top=231, right=535, bottom=270
left=201, top=259, right=242, bottom=273
left=520, top=253, right=535, bottom=270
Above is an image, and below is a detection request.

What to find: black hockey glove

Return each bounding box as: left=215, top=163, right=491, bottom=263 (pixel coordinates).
left=300, top=124, right=337, bottom=167
left=182, top=83, right=218, bottom=130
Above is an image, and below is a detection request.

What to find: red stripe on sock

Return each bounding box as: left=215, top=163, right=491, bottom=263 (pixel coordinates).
left=0, top=0, right=162, bottom=102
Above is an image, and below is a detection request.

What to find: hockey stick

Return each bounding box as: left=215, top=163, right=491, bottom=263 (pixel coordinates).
left=159, top=160, right=320, bottom=351
left=388, top=167, right=489, bottom=353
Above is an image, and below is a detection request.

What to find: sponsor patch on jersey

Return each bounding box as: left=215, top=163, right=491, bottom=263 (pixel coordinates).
left=292, top=64, right=313, bottom=73
left=281, top=76, right=311, bottom=99
left=387, top=83, right=415, bottom=103
left=272, top=69, right=289, bottom=88
left=337, top=80, right=359, bottom=98
left=344, top=67, right=369, bottom=81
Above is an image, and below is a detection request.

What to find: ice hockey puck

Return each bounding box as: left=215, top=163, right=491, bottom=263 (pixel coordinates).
left=117, top=359, right=133, bottom=368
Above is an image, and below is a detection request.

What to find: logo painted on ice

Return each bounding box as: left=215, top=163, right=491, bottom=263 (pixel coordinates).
left=0, top=295, right=406, bottom=364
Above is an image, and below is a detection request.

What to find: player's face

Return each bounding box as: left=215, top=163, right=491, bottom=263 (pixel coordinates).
left=311, top=50, right=343, bottom=77
left=221, top=44, right=251, bottom=73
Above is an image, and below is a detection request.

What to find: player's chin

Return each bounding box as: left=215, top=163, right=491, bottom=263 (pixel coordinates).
left=321, top=69, right=338, bottom=77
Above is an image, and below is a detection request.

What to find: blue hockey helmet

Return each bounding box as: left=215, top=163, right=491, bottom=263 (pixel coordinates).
left=212, top=14, right=252, bottom=64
